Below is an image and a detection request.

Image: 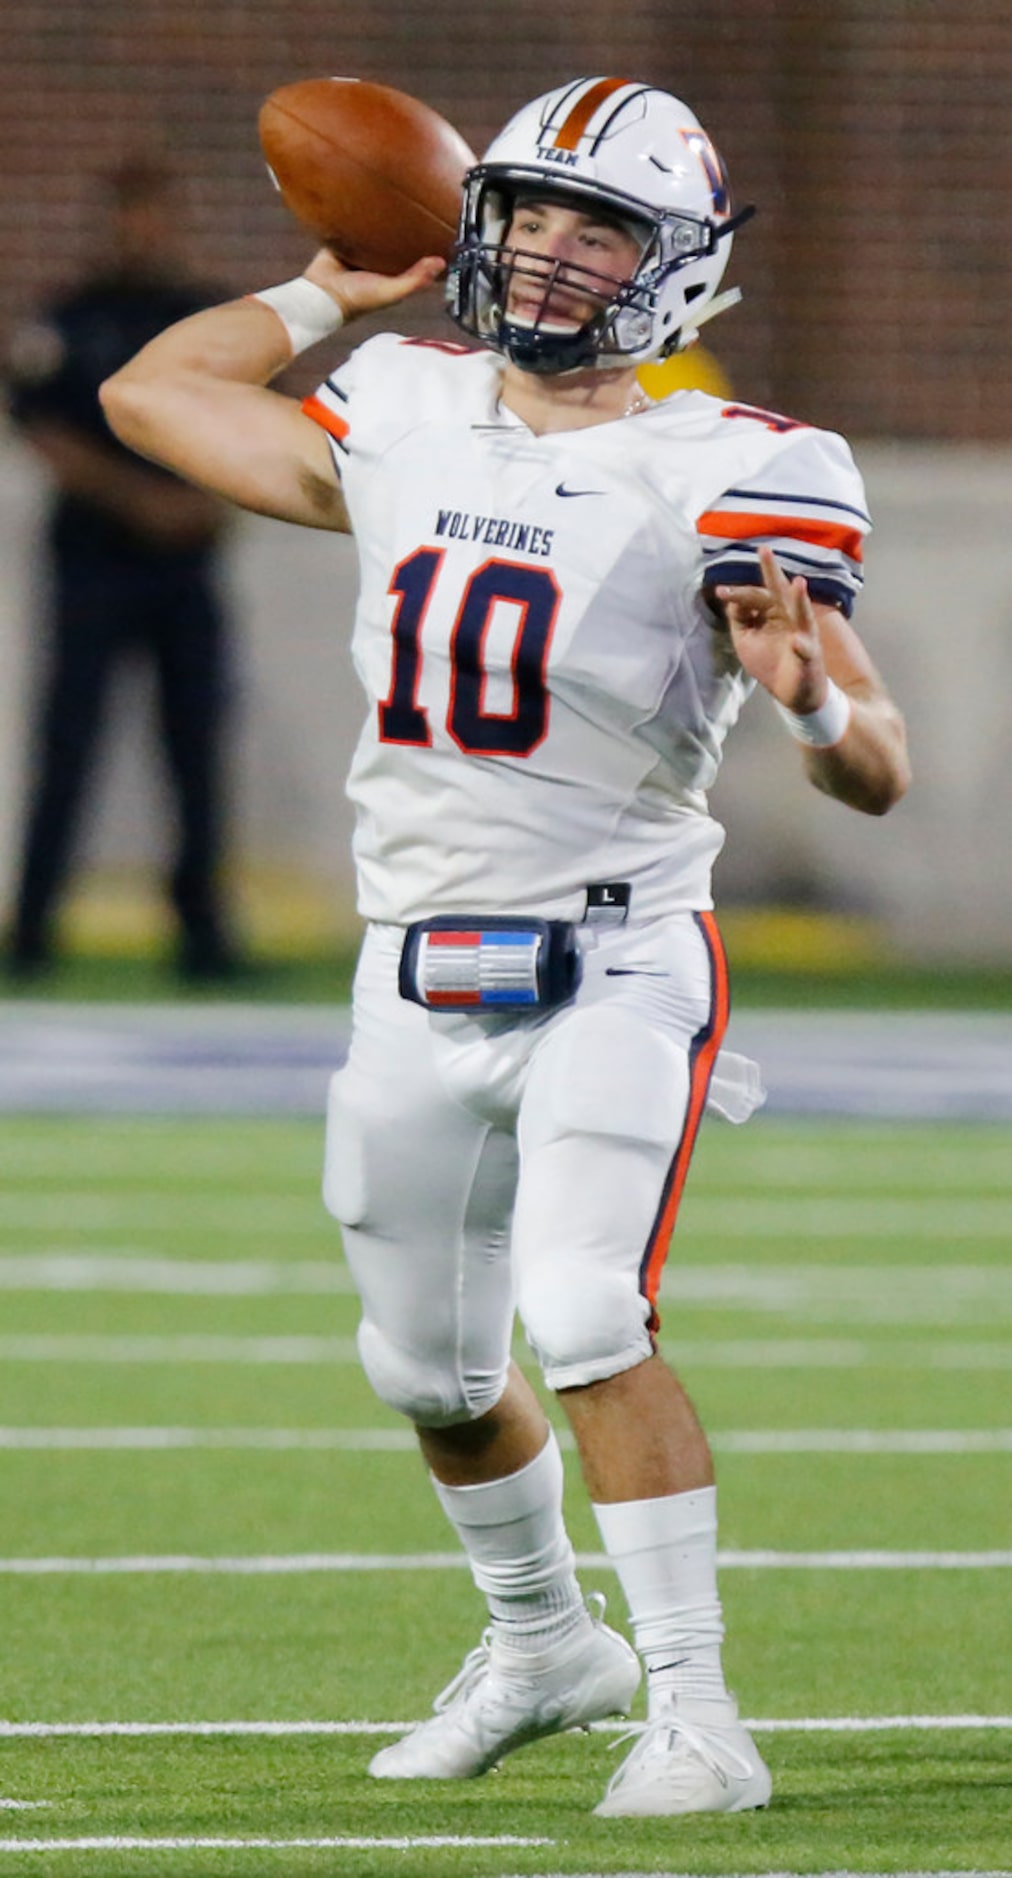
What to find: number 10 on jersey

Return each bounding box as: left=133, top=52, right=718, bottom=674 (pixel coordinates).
left=378, top=548, right=561, bottom=758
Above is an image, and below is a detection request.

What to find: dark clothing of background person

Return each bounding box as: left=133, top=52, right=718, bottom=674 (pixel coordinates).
left=5, top=163, right=240, bottom=979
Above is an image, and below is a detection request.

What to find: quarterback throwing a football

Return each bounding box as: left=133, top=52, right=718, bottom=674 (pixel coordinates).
left=102, top=77, right=909, bottom=1817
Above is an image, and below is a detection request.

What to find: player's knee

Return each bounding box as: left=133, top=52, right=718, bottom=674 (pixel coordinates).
left=517, top=1262, right=653, bottom=1390
left=356, top=1317, right=507, bottom=1427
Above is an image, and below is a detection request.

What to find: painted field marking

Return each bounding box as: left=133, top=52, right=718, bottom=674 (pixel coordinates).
left=0, top=1426, right=420, bottom=1450
left=0, top=1256, right=356, bottom=1295
left=0, top=1334, right=1009, bottom=1369
left=0, top=1835, right=552, bottom=1852
left=0, top=1336, right=360, bottom=1365
left=682, top=1197, right=1012, bottom=1238
left=0, top=1802, right=50, bottom=1810
left=2, top=1256, right=1010, bottom=1324
left=0, top=1199, right=330, bottom=1235
left=0, top=1550, right=1009, bottom=1575
left=4, top=1193, right=1012, bottom=1236
left=496, top=1870, right=1012, bottom=1878
left=713, top=1429, right=1012, bottom=1453
left=0, top=1426, right=1009, bottom=1454
left=708, top=1549, right=1012, bottom=1569
left=1, top=1716, right=1009, bottom=1739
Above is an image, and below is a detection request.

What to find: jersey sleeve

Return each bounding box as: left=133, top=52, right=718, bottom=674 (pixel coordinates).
left=302, top=332, right=485, bottom=480
left=696, top=427, right=871, bottom=616
left=301, top=352, right=358, bottom=471
left=301, top=332, right=428, bottom=474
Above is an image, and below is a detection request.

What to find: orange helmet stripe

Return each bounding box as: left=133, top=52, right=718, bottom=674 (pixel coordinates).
left=552, top=77, right=632, bottom=151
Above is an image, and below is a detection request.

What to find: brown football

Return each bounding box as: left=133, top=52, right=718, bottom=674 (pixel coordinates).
left=258, top=77, right=476, bottom=275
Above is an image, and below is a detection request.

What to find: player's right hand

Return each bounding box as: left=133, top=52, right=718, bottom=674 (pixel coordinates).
left=303, top=248, right=446, bottom=325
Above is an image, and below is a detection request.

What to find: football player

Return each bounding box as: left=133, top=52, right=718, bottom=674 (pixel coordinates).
left=100, top=77, right=909, bottom=1817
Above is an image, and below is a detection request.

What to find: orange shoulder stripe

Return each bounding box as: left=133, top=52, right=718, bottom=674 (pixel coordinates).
left=301, top=393, right=350, bottom=444
left=696, top=509, right=865, bottom=562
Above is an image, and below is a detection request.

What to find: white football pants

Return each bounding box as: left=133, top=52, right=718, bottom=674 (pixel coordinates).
left=323, top=911, right=748, bottom=1425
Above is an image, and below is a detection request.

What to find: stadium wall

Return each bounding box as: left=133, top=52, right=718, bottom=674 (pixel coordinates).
left=4, top=2, right=1012, bottom=443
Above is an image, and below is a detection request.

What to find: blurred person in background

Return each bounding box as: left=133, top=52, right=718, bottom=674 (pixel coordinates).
left=4, top=157, right=243, bottom=981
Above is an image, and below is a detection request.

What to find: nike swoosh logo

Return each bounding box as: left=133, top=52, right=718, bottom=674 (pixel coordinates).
left=555, top=483, right=605, bottom=498
left=605, top=968, right=670, bottom=977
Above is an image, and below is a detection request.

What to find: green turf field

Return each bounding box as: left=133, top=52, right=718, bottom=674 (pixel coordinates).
left=0, top=1113, right=1009, bottom=1875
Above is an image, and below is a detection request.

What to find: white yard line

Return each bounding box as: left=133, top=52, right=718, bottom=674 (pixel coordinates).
left=3, top=1194, right=1012, bottom=1235
left=1, top=1716, right=1009, bottom=1738
left=0, top=1256, right=356, bottom=1294
left=0, top=1550, right=1009, bottom=1574
left=682, top=1197, right=1012, bottom=1238
left=0, top=1426, right=1009, bottom=1453
left=2, top=1256, right=1010, bottom=1324
left=713, top=1429, right=1012, bottom=1452
left=0, top=1860, right=1006, bottom=1878
left=0, top=1834, right=551, bottom=1852
left=709, top=1549, right=1012, bottom=1568
left=0, top=1426, right=419, bottom=1450
left=0, top=1199, right=328, bottom=1234
left=0, top=1336, right=360, bottom=1364
left=0, top=1334, right=1009, bottom=1368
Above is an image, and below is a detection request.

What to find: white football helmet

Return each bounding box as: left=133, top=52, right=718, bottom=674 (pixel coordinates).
left=447, top=76, right=752, bottom=375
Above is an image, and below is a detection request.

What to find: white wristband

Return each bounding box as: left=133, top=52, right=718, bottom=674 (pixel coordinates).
left=774, top=679, right=853, bottom=749
left=250, top=278, right=344, bottom=356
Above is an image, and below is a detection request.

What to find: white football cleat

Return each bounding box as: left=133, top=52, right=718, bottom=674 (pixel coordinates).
left=594, top=1697, right=772, bottom=1817
left=368, top=1595, right=640, bottom=1780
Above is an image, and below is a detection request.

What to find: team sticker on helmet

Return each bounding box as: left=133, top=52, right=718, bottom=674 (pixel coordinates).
left=679, top=129, right=730, bottom=216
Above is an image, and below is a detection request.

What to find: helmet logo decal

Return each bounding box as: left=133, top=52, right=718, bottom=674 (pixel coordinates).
left=536, top=146, right=580, bottom=168
left=679, top=128, right=730, bottom=215
left=547, top=76, right=633, bottom=151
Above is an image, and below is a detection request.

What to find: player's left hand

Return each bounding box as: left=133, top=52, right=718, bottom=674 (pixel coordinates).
left=716, top=543, right=831, bottom=713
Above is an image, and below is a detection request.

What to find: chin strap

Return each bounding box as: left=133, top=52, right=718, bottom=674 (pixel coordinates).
left=676, top=284, right=744, bottom=351
left=672, top=201, right=755, bottom=351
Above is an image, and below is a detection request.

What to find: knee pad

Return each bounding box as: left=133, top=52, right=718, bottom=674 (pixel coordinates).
left=517, top=1259, right=653, bottom=1391
left=356, top=1317, right=508, bottom=1428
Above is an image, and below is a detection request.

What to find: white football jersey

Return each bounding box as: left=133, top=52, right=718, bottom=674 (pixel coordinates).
left=304, top=336, right=870, bottom=927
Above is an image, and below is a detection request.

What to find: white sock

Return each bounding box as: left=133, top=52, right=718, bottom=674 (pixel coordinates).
left=432, top=1430, right=587, bottom=1654
left=593, top=1486, right=731, bottom=1715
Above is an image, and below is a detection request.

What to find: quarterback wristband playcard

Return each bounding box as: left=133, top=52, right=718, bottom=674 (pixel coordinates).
left=398, top=916, right=582, bottom=1011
